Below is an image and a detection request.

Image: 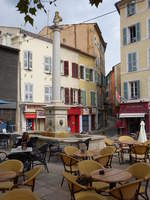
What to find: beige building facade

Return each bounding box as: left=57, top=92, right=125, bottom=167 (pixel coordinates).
left=116, top=0, right=150, bottom=134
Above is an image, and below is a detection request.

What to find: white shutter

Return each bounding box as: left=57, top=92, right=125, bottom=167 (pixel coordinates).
left=28, top=51, right=32, bottom=70
left=24, top=51, right=28, bottom=69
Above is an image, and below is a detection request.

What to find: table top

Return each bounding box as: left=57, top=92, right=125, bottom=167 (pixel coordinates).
left=91, top=168, right=132, bottom=183
left=10, top=146, right=32, bottom=153
left=73, top=149, right=100, bottom=158
left=0, top=170, right=16, bottom=182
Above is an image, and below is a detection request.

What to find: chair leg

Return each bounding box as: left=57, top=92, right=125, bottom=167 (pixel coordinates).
left=44, top=162, right=49, bottom=173
left=61, top=176, right=64, bottom=187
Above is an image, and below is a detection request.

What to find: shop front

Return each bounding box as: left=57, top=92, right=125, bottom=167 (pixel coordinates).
left=118, top=101, right=150, bottom=136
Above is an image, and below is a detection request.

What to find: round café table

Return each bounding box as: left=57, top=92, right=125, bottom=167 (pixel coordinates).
left=91, top=168, right=132, bottom=189
left=0, top=170, right=16, bottom=182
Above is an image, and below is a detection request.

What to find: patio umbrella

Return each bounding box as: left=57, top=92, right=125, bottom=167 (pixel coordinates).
left=138, top=120, right=147, bottom=143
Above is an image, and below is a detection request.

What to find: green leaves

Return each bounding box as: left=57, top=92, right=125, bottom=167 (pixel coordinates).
left=89, top=0, right=103, bottom=7
left=16, top=0, right=53, bottom=26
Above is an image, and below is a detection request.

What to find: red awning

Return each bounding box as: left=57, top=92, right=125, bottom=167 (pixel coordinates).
left=24, top=113, right=36, bottom=119
left=68, top=107, right=82, bottom=115
left=119, top=103, right=148, bottom=114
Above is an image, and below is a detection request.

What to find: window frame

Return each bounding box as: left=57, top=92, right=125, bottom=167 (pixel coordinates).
left=129, top=81, right=138, bottom=100
left=44, top=86, right=52, bottom=103
left=90, top=91, right=96, bottom=107
left=126, top=1, right=136, bottom=17
left=23, top=50, right=32, bottom=70
left=24, top=83, right=33, bottom=102
left=44, top=56, right=51, bottom=74
left=127, top=51, right=138, bottom=72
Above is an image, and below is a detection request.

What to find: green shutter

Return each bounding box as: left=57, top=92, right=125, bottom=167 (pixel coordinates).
left=124, top=82, right=128, bottom=100
left=86, top=68, right=90, bottom=80
left=83, top=91, right=86, bottom=106
left=128, top=53, right=132, bottom=72
left=136, top=23, right=140, bottom=41
left=137, top=80, right=140, bottom=99
left=123, top=28, right=127, bottom=45
left=78, top=65, right=80, bottom=79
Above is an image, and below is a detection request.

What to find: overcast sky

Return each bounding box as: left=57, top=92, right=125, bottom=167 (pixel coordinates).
left=1, top=0, right=120, bottom=74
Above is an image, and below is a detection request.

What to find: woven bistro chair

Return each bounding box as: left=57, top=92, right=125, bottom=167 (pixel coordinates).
left=0, top=189, right=40, bottom=200
left=118, top=135, right=135, bottom=163
left=94, top=154, right=111, bottom=168
left=78, top=160, right=109, bottom=192
left=64, top=146, right=79, bottom=156
left=99, top=146, right=115, bottom=168
left=0, top=159, right=24, bottom=192
left=130, top=144, right=148, bottom=162
left=60, top=153, right=79, bottom=186
left=127, top=162, right=150, bottom=200
left=105, top=137, right=122, bottom=164
left=62, top=171, right=106, bottom=200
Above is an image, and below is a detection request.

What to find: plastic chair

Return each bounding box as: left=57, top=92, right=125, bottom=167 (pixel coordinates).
left=127, top=162, right=150, bottom=200
left=64, top=146, right=79, bottom=156
left=0, top=189, right=40, bottom=200
left=31, top=143, right=49, bottom=173
left=60, top=153, right=79, bottom=186
left=78, top=160, right=109, bottom=192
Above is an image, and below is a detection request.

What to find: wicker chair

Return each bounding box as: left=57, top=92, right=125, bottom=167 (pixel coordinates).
left=94, top=154, right=111, bottom=168
left=127, top=162, right=150, bottom=200
left=62, top=171, right=104, bottom=200
left=60, top=153, right=79, bottom=186
left=99, top=146, right=115, bottom=168
left=0, top=189, right=40, bottom=200
left=78, top=160, right=109, bottom=192
left=64, top=146, right=79, bottom=156
left=131, top=144, right=148, bottom=162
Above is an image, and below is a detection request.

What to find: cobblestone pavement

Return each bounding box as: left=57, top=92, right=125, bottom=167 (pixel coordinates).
left=34, top=155, right=150, bottom=200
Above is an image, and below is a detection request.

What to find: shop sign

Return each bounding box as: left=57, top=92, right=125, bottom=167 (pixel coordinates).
left=36, top=110, right=45, bottom=118
left=82, top=108, right=89, bottom=115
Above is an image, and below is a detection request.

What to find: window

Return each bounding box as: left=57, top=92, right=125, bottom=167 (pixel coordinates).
left=89, top=69, right=94, bottom=82
left=73, top=89, right=78, bottom=104
left=24, top=51, right=32, bottom=70
left=72, top=63, right=78, bottom=78
left=65, top=88, right=69, bottom=104
left=127, top=1, right=136, bottom=16
left=128, top=23, right=140, bottom=43
left=81, top=90, right=86, bottom=106
left=61, top=60, right=69, bottom=76
left=44, top=56, right=51, bottom=73
left=124, top=81, right=140, bottom=100
left=123, top=23, right=140, bottom=45
left=90, top=91, right=96, bottom=106
left=128, top=52, right=137, bottom=72
left=129, top=81, right=140, bottom=99
left=80, top=65, right=85, bottom=79
left=44, top=86, right=52, bottom=102
left=24, top=83, right=33, bottom=102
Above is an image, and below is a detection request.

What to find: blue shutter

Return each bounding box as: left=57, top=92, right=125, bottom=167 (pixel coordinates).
left=124, top=82, right=128, bottom=100
left=128, top=53, right=132, bottom=72
left=148, top=19, right=150, bottom=38
left=137, top=80, right=140, bottom=99
left=132, top=53, right=137, bottom=71
left=123, top=28, right=127, bottom=45
left=136, top=23, right=140, bottom=41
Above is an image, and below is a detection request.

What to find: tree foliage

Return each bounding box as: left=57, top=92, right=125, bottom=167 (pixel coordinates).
left=16, top=0, right=103, bottom=25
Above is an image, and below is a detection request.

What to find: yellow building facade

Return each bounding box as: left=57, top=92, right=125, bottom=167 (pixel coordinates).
left=116, top=0, right=150, bottom=134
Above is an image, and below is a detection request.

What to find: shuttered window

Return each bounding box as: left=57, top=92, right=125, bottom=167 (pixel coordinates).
left=24, top=51, right=32, bottom=70
left=64, top=61, right=69, bottom=76
left=72, top=63, right=78, bottom=78
left=86, top=68, right=90, bottom=80
left=123, top=28, right=127, bottom=45
left=128, top=52, right=137, bottom=72
left=129, top=80, right=140, bottom=99
left=89, top=69, right=93, bottom=81
left=44, top=86, right=52, bottom=102
left=124, top=82, right=128, bottom=100
left=24, top=83, right=33, bottom=102
left=127, top=1, right=136, bottom=16
left=78, top=89, right=81, bottom=104
left=44, top=56, right=51, bottom=73
left=65, top=88, right=69, bottom=104
left=81, top=90, right=86, bottom=106
left=148, top=19, right=150, bottom=38
left=80, top=65, right=84, bottom=79
left=90, top=91, right=96, bottom=106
